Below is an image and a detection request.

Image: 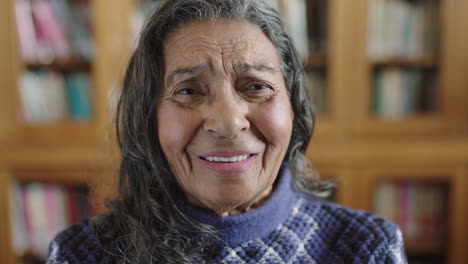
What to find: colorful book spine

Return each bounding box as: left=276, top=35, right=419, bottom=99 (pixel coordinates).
left=18, top=70, right=95, bottom=124
left=14, top=0, right=94, bottom=62
left=9, top=182, right=91, bottom=259
left=18, top=70, right=70, bottom=123
left=373, top=68, right=432, bottom=118
left=374, top=181, right=447, bottom=242
left=278, top=0, right=309, bottom=59
left=31, top=0, right=71, bottom=59
left=8, top=183, right=28, bottom=256
left=68, top=0, right=94, bottom=61
left=368, top=0, right=439, bottom=59
left=14, top=0, right=38, bottom=62
left=65, top=72, right=93, bottom=121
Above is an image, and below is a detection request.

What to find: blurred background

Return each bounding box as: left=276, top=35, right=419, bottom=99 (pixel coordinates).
left=0, top=0, right=467, bottom=263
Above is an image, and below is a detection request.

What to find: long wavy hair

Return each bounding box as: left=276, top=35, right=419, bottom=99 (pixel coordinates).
left=91, top=0, right=328, bottom=263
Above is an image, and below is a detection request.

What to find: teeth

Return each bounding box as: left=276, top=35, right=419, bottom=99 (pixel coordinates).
left=205, top=155, right=250, bottom=162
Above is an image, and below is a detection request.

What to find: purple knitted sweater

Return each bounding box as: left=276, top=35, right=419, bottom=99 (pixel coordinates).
left=47, top=166, right=407, bottom=263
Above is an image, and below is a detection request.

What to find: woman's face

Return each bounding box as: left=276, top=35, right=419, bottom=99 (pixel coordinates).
left=158, top=20, right=293, bottom=216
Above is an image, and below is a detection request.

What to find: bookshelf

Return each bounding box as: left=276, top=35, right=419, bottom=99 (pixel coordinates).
left=9, top=179, right=92, bottom=261
left=361, top=168, right=466, bottom=264
left=0, top=0, right=467, bottom=263
left=350, top=0, right=468, bottom=139
left=0, top=0, right=132, bottom=262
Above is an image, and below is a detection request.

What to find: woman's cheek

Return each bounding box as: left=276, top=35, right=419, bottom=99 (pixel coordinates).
left=252, top=97, right=293, bottom=147
left=158, top=103, right=200, bottom=155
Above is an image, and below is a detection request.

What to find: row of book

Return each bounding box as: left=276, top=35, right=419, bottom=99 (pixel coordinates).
left=374, top=181, right=447, bottom=241
left=305, top=70, right=327, bottom=114
left=368, top=0, right=438, bottom=60
left=9, top=182, right=91, bottom=259
left=132, top=0, right=326, bottom=59
left=372, top=68, right=437, bottom=119
left=15, top=0, right=94, bottom=64
left=264, top=0, right=309, bottom=59
left=19, top=70, right=93, bottom=123
left=132, top=0, right=328, bottom=59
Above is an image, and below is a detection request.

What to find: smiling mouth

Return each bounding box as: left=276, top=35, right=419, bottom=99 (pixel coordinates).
left=199, top=154, right=256, bottom=163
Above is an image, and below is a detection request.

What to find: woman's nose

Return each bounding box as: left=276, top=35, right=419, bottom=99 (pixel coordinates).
left=203, top=92, right=250, bottom=138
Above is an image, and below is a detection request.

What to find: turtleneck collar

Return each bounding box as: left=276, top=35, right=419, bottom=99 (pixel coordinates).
left=176, top=164, right=297, bottom=246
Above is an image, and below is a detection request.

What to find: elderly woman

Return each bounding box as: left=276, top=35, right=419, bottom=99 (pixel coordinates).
left=47, top=0, right=406, bottom=263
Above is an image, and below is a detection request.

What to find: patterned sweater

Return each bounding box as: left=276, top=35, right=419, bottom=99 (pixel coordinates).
left=47, top=166, right=407, bottom=263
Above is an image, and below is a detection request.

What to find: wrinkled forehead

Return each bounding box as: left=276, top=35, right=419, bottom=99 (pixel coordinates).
left=162, top=20, right=281, bottom=72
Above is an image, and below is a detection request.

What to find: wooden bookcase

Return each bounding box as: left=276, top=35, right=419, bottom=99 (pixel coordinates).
left=0, top=0, right=467, bottom=263
left=0, top=0, right=132, bottom=262
left=305, top=0, right=468, bottom=263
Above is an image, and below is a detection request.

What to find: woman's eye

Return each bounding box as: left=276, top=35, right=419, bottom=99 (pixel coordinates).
left=246, top=83, right=271, bottom=91
left=176, top=88, right=195, bottom=95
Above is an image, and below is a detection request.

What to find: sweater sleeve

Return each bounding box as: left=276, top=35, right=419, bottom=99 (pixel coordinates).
left=366, top=220, right=407, bottom=264
left=46, top=241, right=71, bottom=264
left=381, top=228, right=407, bottom=264
left=45, top=222, right=107, bottom=264
left=336, top=209, right=408, bottom=264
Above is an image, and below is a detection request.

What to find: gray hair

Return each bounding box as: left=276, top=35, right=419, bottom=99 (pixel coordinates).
left=91, top=0, right=330, bottom=263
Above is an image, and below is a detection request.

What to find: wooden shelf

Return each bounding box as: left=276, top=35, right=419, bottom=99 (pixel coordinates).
left=25, top=58, right=92, bottom=72
left=13, top=122, right=98, bottom=145
left=0, top=143, right=114, bottom=167
left=371, top=57, right=437, bottom=68
left=352, top=115, right=455, bottom=139
left=12, top=168, right=97, bottom=186
left=0, top=0, right=467, bottom=263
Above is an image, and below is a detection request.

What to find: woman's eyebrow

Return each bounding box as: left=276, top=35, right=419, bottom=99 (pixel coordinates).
left=233, top=63, right=278, bottom=74
left=166, top=64, right=207, bottom=87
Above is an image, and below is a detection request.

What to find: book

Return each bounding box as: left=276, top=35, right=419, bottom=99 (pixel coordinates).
left=44, top=184, right=68, bottom=249
left=14, top=0, right=94, bottom=63
left=23, top=183, right=48, bottom=258
left=368, top=0, right=439, bottom=60
left=373, top=68, right=433, bottom=118
left=374, top=181, right=447, bottom=242
left=68, top=0, right=94, bottom=61
left=380, top=68, right=405, bottom=119
left=18, top=70, right=96, bottom=124
left=42, top=71, right=68, bottom=122
left=66, top=186, right=80, bottom=224
left=18, top=71, right=51, bottom=123
left=18, top=70, right=69, bottom=123
left=368, top=0, right=388, bottom=60
left=8, top=182, right=28, bottom=256
left=9, top=182, right=91, bottom=260
left=278, top=0, right=309, bottom=59
left=30, top=0, right=71, bottom=60
left=374, top=181, right=397, bottom=223
left=14, top=0, right=38, bottom=62
left=65, top=72, right=93, bottom=121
